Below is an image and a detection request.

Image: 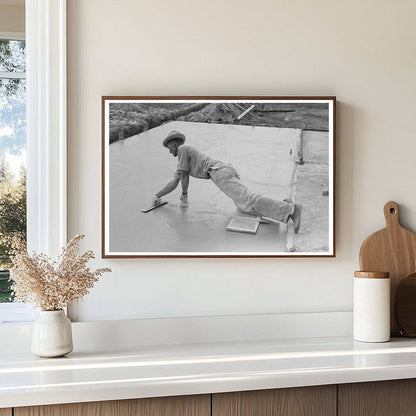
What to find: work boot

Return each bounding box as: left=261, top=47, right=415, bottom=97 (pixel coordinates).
left=290, top=203, right=302, bottom=234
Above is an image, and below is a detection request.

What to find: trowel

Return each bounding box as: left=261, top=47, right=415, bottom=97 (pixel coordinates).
left=141, top=201, right=168, bottom=213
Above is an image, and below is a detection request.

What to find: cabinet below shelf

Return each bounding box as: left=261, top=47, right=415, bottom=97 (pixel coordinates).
left=14, top=395, right=210, bottom=416
left=339, top=379, right=416, bottom=416
left=213, top=385, right=336, bottom=416
left=10, top=380, right=416, bottom=416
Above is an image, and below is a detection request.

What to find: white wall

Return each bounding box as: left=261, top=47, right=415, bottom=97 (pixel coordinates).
left=67, top=0, right=416, bottom=322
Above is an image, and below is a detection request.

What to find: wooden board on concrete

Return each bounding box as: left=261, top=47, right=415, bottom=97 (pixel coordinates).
left=339, top=379, right=416, bottom=416
left=15, top=395, right=210, bottom=416
left=359, top=201, right=416, bottom=335
left=226, top=216, right=260, bottom=234
left=0, top=409, right=12, bottom=416
left=212, top=386, right=336, bottom=416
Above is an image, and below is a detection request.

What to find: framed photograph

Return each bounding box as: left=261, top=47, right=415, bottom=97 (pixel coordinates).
left=102, top=96, right=336, bottom=258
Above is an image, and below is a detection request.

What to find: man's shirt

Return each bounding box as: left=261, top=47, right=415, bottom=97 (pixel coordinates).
left=177, top=145, right=221, bottom=179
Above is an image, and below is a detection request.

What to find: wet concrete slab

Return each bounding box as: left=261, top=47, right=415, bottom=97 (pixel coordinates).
left=109, top=121, right=299, bottom=254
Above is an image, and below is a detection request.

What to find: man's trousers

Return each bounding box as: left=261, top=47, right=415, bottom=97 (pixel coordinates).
left=209, top=166, right=293, bottom=223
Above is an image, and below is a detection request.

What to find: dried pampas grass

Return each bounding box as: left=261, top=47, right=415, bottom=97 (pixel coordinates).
left=10, top=234, right=111, bottom=311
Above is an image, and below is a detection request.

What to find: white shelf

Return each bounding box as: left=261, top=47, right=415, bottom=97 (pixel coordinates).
left=2, top=336, right=416, bottom=408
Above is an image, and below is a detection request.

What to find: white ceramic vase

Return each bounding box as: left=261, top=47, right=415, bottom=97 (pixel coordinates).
left=31, top=310, right=73, bottom=358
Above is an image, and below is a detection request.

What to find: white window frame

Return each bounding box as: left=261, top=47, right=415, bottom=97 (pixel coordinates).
left=0, top=31, right=25, bottom=41
left=0, top=0, right=67, bottom=323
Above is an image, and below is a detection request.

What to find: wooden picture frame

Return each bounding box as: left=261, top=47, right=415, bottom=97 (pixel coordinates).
left=102, top=96, right=336, bottom=258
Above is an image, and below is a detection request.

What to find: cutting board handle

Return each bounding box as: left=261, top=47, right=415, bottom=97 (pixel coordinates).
left=384, top=201, right=400, bottom=228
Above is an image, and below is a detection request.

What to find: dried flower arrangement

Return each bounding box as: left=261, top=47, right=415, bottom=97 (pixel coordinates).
left=10, top=234, right=111, bottom=311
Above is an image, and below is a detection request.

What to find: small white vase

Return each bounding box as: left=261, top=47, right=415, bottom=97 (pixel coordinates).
left=31, top=310, right=73, bottom=358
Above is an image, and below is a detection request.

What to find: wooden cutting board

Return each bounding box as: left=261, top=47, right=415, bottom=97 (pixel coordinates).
left=359, top=201, right=416, bottom=335
left=395, top=272, right=416, bottom=337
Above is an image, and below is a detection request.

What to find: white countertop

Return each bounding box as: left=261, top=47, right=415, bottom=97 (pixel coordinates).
left=2, top=336, right=416, bottom=408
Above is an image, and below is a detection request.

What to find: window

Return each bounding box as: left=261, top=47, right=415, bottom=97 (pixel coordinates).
left=0, top=1, right=67, bottom=324
left=0, top=37, right=26, bottom=307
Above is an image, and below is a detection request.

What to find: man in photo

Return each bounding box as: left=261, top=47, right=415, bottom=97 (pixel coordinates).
left=152, top=131, right=302, bottom=233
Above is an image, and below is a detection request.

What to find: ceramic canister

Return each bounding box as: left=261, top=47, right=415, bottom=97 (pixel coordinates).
left=353, top=271, right=390, bottom=343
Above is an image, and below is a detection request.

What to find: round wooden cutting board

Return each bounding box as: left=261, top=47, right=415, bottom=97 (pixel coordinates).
left=359, top=201, right=416, bottom=336
left=395, top=272, right=416, bottom=337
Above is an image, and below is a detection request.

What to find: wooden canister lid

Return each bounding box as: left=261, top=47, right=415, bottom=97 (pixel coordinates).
left=354, top=271, right=390, bottom=279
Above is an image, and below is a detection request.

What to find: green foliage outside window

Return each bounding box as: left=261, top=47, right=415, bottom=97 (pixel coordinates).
left=0, top=39, right=27, bottom=302
left=0, top=162, right=26, bottom=302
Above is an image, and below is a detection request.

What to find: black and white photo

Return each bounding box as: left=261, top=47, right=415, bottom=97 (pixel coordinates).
left=102, top=97, right=335, bottom=257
